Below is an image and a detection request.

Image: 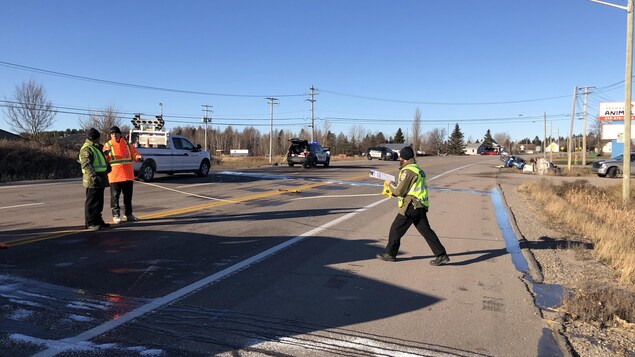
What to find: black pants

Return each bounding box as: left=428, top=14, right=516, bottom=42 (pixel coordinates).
left=110, top=180, right=134, bottom=217
left=385, top=204, right=446, bottom=257
left=85, top=187, right=105, bottom=227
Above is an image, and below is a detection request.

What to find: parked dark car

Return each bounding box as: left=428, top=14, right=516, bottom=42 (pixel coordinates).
left=287, top=138, right=330, bottom=168
left=366, top=146, right=397, bottom=161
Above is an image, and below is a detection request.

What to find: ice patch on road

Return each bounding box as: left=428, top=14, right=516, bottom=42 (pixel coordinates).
left=10, top=333, right=164, bottom=356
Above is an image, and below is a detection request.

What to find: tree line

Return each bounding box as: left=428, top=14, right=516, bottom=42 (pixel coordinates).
left=4, top=79, right=602, bottom=156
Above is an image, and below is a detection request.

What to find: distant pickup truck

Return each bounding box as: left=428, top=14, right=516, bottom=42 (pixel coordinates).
left=129, top=130, right=211, bottom=182
left=591, top=152, right=635, bottom=178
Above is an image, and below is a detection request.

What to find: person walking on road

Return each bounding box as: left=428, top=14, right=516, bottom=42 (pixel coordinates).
left=103, top=126, right=144, bottom=223
left=79, top=128, right=111, bottom=231
left=376, top=146, right=450, bottom=266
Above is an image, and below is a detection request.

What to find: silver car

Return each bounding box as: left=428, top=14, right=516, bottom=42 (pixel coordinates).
left=591, top=151, right=635, bottom=178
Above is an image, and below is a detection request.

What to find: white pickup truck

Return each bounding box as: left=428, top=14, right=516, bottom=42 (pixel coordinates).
left=128, top=117, right=211, bottom=182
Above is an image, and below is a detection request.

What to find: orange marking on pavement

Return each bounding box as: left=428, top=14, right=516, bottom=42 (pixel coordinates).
left=2, top=173, right=370, bottom=248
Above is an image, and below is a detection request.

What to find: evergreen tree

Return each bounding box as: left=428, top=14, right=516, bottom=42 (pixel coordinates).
left=483, top=129, right=494, bottom=150
left=394, top=128, right=405, bottom=143
left=447, top=123, right=466, bottom=155
left=376, top=132, right=387, bottom=144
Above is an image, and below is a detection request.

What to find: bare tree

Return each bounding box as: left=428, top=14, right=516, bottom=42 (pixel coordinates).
left=412, top=107, right=422, bottom=153
left=322, top=119, right=331, bottom=145
left=4, top=79, right=56, bottom=140
left=348, top=124, right=365, bottom=144
left=493, top=132, right=511, bottom=147
left=79, top=106, right=122, bottom=138
left=422, top=128, right=446, bottom=155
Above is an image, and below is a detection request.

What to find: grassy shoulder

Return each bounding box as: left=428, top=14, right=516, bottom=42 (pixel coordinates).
left=0, top=139, right=82, bottom=182
left=517, top=179, right=635, bottom=328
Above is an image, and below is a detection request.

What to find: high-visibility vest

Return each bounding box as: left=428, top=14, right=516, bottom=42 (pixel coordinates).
left=397, top=163, right=429, bottom=209
left=80, top=143, right=108, bottom=174
left=104, top=138, right=138, bottom=182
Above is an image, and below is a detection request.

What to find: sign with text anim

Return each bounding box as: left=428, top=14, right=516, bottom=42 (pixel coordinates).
left=598, top=102, right=635, bottom=122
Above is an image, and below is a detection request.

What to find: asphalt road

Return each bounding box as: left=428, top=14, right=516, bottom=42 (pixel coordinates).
left=0, top=156, right=562, bottom=356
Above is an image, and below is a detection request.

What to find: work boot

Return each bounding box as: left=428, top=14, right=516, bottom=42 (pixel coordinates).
left=87, top=225, right=101, bottom=232
left=430, top=254, right=450, bottom=266
left=376, top=253, right=397, bottom=262
left=123, top=214, right=139, bottom=222
left=112, top=215, right=122, bottom=224
left=99, top=222, right=111, bottom=229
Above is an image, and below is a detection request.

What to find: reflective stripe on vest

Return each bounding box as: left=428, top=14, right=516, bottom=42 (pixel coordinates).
left=106, top=139, right=134, bottom=166
left=397, top=163, right=429, bottom=208
left=80, top=143, right=108, bottom=173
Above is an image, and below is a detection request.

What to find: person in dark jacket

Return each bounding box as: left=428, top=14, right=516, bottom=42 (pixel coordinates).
left=79, top=128, right=111, bottom=231
left=376, top=146, right=450, bottom=265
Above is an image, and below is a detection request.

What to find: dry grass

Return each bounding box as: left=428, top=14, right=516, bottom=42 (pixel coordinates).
left=0, top=139, right=82, bottom=182
left=518, top=179, right=635, bottom=325
left=518, top=179, right=635, bottom=284
left=563, top=281, right=635, bottom=327
left=214, top=154, right=360, bottom=169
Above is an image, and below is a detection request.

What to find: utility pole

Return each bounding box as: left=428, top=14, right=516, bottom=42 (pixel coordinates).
left=307, top=85, right=316, bottom=142
left=543, top=112, right=547, bottom=159
left=590, top=0, right=633, bottom=203
left=579, top=86, right=595, bottom=165
left=266, top=97, right=278, bottom=164
left=202, top=104, right=212, bottom=152
left=550, top=121, right=554, bottom=162
left=567, top=86, right=578, bottom=171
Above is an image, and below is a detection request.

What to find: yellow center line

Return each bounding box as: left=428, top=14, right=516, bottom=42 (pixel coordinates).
left=2, top=173, right=370, bottom=248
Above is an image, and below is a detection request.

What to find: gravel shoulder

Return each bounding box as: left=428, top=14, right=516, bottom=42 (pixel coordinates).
left=496, top=171, right=635, bottom=357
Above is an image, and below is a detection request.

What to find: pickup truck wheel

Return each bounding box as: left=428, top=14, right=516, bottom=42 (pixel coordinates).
left=288, top=162, right=295, bottom=167
left=196, top=160, right=210, bottom=177
left=607, top=167, right=618, bottom=178
left=323, top=158, right=330, bottom=168
left=139, top=162, right=155, bottom=182
left=367, top=154, right=372, bottom=160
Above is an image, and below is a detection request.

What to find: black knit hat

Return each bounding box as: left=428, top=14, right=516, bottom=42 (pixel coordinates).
left=87, top=128, right=100, bottom=140
left=400, top=146, right=414, bottom=160
left=109, top=126, right=122, bottom=134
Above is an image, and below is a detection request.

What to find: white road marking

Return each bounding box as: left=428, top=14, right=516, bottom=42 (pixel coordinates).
left=33, top=197, right=390, bottom=357
left=0, top=202, right=45, bottom=210
left=176, top=182, right=214, bottom=188
left=427, top=162, right=479, bottom=182
left=32, top=163, right=480, bottom=356
left=137, top=181, right=237, bottom=203
left=0, top=180, right=77, bottom=190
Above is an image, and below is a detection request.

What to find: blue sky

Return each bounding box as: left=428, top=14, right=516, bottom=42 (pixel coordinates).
left=0, top=0, right=631, bottom=142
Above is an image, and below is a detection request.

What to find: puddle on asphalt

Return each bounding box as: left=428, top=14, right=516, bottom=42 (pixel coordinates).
left=490, top=187, right=564, bottom=313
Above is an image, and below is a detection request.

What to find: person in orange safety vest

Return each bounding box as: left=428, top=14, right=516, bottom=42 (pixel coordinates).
left=103, top=126, right=144, bottom=223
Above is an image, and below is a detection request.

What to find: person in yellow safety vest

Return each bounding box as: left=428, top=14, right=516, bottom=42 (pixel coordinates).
left=79, top=128, right=111, bottom=231
left=103, top=126, right=144, bottom=224
left=376, top=146, right=450, bottom=266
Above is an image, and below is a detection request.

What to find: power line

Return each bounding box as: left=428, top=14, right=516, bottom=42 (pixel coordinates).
left=0, top=60, right=306, bottom=98
left=318, top=88, right=572, bottom=105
